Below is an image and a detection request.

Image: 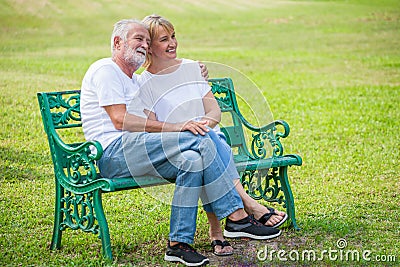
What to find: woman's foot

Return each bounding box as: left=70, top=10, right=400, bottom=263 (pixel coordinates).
left=209, top=229, right=234, bottom=255
left=247, top=203, right=287, bottom=227
left=211, top=240, right=233, bottom=256
left=233, top=179, right=287, bottom=227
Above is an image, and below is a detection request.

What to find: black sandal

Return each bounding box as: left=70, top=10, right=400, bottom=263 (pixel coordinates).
left=211, top=240, right=233, bottom=256
left=258, top=207, right=288, bottom=228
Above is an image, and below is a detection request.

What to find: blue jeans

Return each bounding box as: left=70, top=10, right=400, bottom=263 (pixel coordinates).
left=98, top=131, right=243, bottom=244
left=206, top=130, right=239, bottom=178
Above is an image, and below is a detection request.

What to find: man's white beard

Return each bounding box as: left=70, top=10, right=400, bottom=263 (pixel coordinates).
left=124, top=45, right=146, bottom=68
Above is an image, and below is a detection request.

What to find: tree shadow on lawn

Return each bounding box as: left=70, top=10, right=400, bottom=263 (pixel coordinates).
left=0, top=146, right=51, bottom=181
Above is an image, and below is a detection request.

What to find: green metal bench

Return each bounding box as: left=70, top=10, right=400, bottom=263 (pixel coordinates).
left=37, top=77, right=302, bottom=260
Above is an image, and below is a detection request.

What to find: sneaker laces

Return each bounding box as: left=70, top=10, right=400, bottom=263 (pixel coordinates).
left=248, top=214, right=264, bottom=226
left=176, top=242, right=196, bottom=252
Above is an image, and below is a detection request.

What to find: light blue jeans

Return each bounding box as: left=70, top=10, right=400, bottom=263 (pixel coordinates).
left=97, top=131, right=243, bottom=244
left=207, top=130, right=239, bottom=177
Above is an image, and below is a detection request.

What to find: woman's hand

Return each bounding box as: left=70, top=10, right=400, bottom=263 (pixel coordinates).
left=199, top=62, right=209, bottom=81
left=177, top=120, right=210, bottom=135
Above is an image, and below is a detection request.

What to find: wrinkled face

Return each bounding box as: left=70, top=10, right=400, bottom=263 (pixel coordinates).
left=149, top=25, right=178, bottom=60
left=122, top=24, right=150, bottom=67
left=123, top=43, right=146, bottom=67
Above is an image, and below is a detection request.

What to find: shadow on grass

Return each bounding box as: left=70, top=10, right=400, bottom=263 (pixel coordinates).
left=25, top=198, right=382, bottom=267
left=199, top=216, right=373, bottom=267
left=104, top=216, right=359, bottom=266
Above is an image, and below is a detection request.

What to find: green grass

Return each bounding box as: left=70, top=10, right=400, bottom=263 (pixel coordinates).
left=1, top=0, right=399, bottom=266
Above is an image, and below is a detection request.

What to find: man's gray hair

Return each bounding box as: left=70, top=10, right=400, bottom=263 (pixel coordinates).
left=111, top=19, right=148, bottom=56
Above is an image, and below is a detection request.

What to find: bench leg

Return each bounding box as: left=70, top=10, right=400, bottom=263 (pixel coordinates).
left=92, top=189, right=113, bottom=260
left=50, top=179, right=63, bottom=250
left=279, top=166, right=300, bottom=230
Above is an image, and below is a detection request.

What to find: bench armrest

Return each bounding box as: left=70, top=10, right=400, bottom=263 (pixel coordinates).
left=50, top=128, right=103, bottom=184
left=240, top=118, right=291, bottom=159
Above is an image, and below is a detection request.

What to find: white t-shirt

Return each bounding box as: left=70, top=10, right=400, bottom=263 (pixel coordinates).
left=138, top=58, right=221, bottom=133
left=80, top=58, right=146, bottom=150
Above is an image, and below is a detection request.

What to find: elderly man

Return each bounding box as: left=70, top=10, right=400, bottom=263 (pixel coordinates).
left=80, top=19, right=280, bottom=266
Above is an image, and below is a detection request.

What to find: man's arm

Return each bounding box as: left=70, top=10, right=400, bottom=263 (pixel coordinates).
left=199, top=62, right=209, bottom=81
left=202, top=91, right=221, bottom=128
left=104, top=104, right=209, bottom=135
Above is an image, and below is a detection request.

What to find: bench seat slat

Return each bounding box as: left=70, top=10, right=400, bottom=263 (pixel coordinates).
left=234, top=154, right=302, bottom=172
left=56, top=175, right=173, bottom=194
left=103, top=176, right=174, bottom=192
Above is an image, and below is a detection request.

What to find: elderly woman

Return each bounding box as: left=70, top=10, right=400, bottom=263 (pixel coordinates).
left=138, top=14, right=287, bottom=259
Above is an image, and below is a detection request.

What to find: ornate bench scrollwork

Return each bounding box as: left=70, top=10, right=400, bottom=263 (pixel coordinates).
left=37, top=77, right=302, bottom=261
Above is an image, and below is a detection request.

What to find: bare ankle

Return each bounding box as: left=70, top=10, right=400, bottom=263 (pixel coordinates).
left=169, top=241, right=179, bottom=247
left=228, top=209, right=248, bottom=221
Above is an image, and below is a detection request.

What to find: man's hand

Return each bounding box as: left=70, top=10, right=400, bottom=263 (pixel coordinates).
left=177, top=120, right=210, bottom=135
left=199, top=62, right=209, bottom=81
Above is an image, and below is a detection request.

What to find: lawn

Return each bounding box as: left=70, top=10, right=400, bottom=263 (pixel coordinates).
left=0, top=0, right=399, bottom=266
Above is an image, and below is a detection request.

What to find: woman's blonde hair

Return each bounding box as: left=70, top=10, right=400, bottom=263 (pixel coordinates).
left=141, top=14, right=175, bottom=69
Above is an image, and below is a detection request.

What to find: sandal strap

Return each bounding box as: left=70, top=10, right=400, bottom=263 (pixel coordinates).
left=221, top=240, right=231, bottom=248
left=267, top=207, right=278, bottom=215
left=211, top=240, right=231, bottom=249
left=211, top=240, right=223, bottom=249
left=257, top=207, right=277, bottom=225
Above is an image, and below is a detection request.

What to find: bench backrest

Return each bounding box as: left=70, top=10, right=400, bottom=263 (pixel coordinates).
left=37, top=78, right=251, bottom=172
left=37, top=90, right=84, bottom=164
left=37, top=90, right=102, bottom=185
left=209, top=78, right=250, bottom=159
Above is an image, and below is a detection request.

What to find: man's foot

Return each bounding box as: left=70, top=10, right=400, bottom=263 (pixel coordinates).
left=164, top=241, right=209, bottom=266
left=224, top=215, right=281, bottom=240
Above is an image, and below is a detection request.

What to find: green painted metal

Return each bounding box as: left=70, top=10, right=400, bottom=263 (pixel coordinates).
left=37, top=77, right=302, bottom=260
left=209, top=77, right=302, bottom=230
left=37, top=91, right=171, bottom=260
